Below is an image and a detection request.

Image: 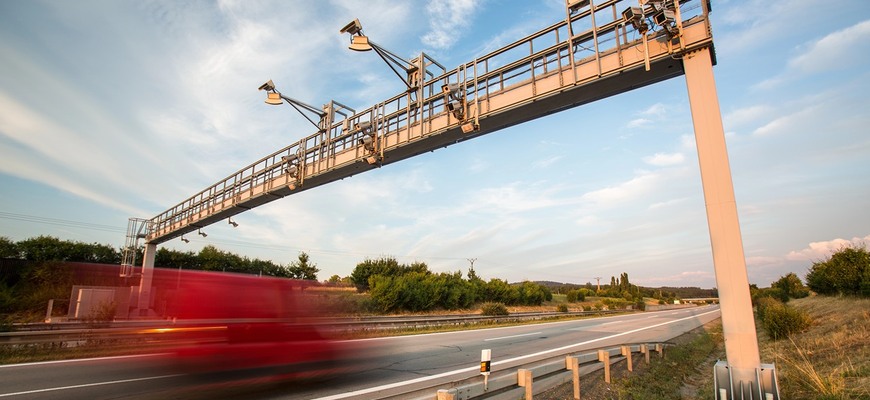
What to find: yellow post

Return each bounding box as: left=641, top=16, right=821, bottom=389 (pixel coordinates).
left=518, top=368, right=533, bottom=399
left=598, top=350, right=610, bottom=383
left=683, top=45, right=761, bottom=386
left=621, top=346, right=633, bottom=372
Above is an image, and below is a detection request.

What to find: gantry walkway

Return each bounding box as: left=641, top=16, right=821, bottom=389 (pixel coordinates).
left=136, top=0, right=713, bottom=246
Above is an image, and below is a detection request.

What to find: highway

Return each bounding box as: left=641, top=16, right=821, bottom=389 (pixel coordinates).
left=0, top=306, right=720, bottom=399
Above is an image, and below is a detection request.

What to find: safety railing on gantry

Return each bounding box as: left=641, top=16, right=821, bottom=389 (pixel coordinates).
left=144, top=0, right=711, bottom=244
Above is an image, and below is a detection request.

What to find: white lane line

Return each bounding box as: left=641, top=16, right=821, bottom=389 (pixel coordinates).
left=0, top=353, right=169, bottom=369
left=567, top=320, right=617, bottom=331
left=0, top=374, right=182, bottom=398
left=484, top=332, right=543, bottom=342
left=313, top=309, right=720, bottom=400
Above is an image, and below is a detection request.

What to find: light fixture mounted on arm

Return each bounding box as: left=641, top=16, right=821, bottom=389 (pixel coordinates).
left=258, top=80, right=355, bottom=135
left=340, top=18, right=422, bottom=91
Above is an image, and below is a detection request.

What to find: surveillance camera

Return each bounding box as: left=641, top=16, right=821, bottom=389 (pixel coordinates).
left=340, top=19, right=362, bottom=35
left=258, top=79, right=275, bottom=91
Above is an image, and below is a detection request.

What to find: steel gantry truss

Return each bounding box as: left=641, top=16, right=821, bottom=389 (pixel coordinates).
left=123, top=1, right=778, bottom=398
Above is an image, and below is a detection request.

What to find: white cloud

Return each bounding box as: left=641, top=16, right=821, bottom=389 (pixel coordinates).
left=643, top=152, right=685, bottom=166
left=789, top=19, right=870, bottom=74
left=421, top=0, right=481, bottom=50
left=641, top=103, right=667, bottom=117
left=752, top=103, right=820, bottom=136
left=626, top=118, right=652, bottom=129
left=724, top=105, right=772, bottom=129
left=581, top=171, right=661, bottom=205
left=532, top=155, right=564, bottom=169
left=785, top=235, right=870, bottom=261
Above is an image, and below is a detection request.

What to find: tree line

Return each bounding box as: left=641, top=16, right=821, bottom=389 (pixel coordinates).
left=0, top=236, right=318, bottom=280
left=347, top=257, right=553, bottom=313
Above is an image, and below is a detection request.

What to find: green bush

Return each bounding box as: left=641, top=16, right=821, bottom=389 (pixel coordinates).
left=556, top=304, right=568, bottom=312
left=480, top=302, right=509, bottom=316
left=806, top=245, right=869, bottom=297
left=756, top=298, right=812, bottom=340
left=566, top=289, right=586, bottom=303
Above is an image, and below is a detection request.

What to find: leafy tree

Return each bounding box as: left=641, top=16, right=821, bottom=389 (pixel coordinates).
left=287, top=252, right=319, bottom=281
left=806, top=245, right=869, bottom=297
left=0, top=237, right=20, bottom=258
left=771, top=272, right=809, bottom=300
left=350, top=257, right=402, bottom=292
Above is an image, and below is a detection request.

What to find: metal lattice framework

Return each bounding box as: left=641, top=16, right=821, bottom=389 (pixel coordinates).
left=143, top=0, right=712, bottom=245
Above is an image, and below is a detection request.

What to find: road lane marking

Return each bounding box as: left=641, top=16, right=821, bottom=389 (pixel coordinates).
left=0, top=353, right=169, bottom=369
left=0, top=374, right=182, bottom=397
left=313, top=309, right=720, bottom=400
left=484, top=332, right=542, bottom=341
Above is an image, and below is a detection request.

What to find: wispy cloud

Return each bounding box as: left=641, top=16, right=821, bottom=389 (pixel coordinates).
left=642, top=152, right=685, bottom=166
left=421, top=0, right=482, bottom=50
left=789, top=19, right=870, bottom=74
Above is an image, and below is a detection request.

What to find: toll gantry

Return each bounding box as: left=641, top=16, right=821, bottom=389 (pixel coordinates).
left=122, top=1, right=779, bottom=398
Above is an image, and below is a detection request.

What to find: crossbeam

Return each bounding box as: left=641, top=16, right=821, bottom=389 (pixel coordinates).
left=143, top=1, right=713, bottom=245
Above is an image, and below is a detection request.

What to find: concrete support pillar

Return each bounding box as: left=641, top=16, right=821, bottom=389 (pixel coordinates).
left=683, top=46, right=761, bottom=381
left=137, top=243, right=157, bottom=317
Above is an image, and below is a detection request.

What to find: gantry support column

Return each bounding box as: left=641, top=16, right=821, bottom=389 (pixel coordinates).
left=683, top=46, right=763, bottom=394
left=137, top=243, right=157, bottom=317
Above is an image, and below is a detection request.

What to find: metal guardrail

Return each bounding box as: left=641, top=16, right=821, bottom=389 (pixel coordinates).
left=372, top=342, right=670, bottom=400
left=0, top=310, right=625, bottom=345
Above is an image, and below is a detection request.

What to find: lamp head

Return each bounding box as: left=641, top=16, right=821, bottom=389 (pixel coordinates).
left=265, top=92, right=283, bottom=105
left=349, top=35, right=373, bottom=52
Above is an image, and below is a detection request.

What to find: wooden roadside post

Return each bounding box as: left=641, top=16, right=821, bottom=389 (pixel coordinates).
left=566, top=356, right=580, bottom=399
left=656, top=343, right=664, bottom=358
left=621, top=345, right=633, bottom=372
left=518, top=368, right=533, bottom=399
left=436, top=389, right=457, bottom=400
left=598, top=350, right=611, bottom=383
left=641, top=344, right=650, bottom=364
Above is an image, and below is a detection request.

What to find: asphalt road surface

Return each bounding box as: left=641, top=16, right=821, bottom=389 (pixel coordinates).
left=0, top=306, right=720, bottom=399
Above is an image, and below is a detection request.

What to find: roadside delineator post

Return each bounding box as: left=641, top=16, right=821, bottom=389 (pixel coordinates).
left=566, top=356, right=580, bottom=399
left=518, top=368, right=533, bottom=399
left=481, top=349, right=491, bottom=390
left=656, top=343, right=664, bottom=358
left=598, top=350, right=611, bottom=383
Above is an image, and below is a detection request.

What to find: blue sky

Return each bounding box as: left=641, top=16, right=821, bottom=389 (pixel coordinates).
left=1, top=0, right=868, bottom=288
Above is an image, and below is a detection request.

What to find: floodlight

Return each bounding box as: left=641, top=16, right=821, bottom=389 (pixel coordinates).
left=349, top=35, right=373, bottom=52
left=265, top=92, right=283, bottom=105
left=180, top=235, right=190, bottom=243
left=197, top=229, right=207, bottom=237
left=228, top=218, right=238, bottom=228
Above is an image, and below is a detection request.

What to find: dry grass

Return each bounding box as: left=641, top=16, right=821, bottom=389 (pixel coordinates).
left=759, top=296, right=870, bottom=399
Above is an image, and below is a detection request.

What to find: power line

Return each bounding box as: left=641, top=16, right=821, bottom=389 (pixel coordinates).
left=0, top=211, right=124, bottom=234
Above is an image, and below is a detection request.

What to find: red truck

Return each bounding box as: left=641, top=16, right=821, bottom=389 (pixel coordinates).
left=161, top=269, right=347, bottom=378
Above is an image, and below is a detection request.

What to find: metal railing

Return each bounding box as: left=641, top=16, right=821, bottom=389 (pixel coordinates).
left=141, top=0, right=712, bottom=244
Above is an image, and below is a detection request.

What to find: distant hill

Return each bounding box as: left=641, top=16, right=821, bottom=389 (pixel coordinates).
left=531, top=280, right=717, bottom=299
